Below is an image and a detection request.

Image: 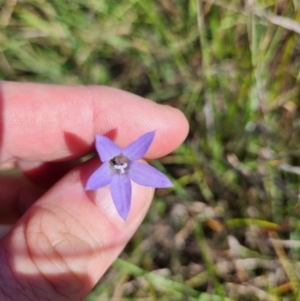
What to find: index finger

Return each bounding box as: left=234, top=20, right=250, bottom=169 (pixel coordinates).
left=0, top=82, right=189, bottom=163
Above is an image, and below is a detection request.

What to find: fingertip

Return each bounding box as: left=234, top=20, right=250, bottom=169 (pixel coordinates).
left=145, top=105, right=189, bottom=158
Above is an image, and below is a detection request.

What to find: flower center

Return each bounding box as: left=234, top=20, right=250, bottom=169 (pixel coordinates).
left=110, top=155, right=128, bottom=174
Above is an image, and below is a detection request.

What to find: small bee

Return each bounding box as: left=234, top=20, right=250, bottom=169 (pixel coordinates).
left=111, top=157, right=118, bottom=165
left=110, top=155, right=128, bottom=174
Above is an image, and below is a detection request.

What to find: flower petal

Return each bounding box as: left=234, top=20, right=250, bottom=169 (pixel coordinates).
left=128, top=162, right=173, bottom=188
left=86, top=162, right=113, bottom=190
left=122, top=131, right=155, bottom=161
left=110, top=174, right=132, bottom=220
left=95, top=134, right=121, bottom=162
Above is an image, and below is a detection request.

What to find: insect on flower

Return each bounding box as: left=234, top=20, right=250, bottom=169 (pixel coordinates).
left=86, top=131, right=173, bottom=220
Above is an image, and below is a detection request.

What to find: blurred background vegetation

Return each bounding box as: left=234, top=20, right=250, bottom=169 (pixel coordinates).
left=1, top=0, right=300, bottom=300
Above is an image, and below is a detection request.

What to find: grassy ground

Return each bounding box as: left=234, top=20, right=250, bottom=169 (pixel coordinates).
left=1, top=0, right=300, bottom=300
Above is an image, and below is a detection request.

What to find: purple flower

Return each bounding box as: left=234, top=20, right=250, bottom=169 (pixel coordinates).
left=86, top=131, right=173, bottom=220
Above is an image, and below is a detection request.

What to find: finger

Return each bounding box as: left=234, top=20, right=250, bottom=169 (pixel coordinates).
left=17, top=159, right=83, bottom=189
left=0, top=158, right=156, bottom=301
left=0, top=161, right=79, bottom=214
left=0, top=170, right=43, bottom=223
left=0, top=81, right=189, bottom=163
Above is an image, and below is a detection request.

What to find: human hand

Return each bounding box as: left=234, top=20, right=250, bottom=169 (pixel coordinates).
left=0, top=82, right=188, bottom=301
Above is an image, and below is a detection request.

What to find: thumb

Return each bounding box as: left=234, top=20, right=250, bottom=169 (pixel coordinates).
left=0, top=158, right=154, bottom=301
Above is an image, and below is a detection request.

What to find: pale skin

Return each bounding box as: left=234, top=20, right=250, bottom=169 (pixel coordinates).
left=0, top=82, right=189, bottom=301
